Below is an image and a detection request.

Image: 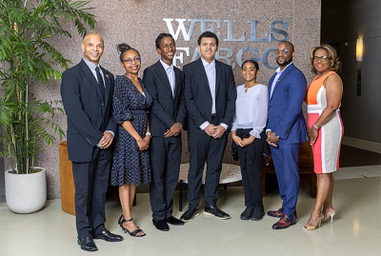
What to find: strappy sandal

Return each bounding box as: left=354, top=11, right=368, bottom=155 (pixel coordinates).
left=118, top=215, right=146, bottom=237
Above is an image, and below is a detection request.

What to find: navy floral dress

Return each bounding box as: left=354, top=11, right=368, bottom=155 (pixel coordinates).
left=111, top=75, right=153, bottom=186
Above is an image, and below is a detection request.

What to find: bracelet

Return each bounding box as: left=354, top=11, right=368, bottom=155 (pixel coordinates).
left=312, top=124, right=320, bottom=129
left=145, top=132, right=152, bottom=137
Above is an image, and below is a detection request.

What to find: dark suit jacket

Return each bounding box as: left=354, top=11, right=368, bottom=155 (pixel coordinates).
left=183, top=58, right=236, bottom=134
left=61, top=59, right=117, bottom=162
left=267, top=63, right=308, bottom=143
left=143, top=60, right=186, bottom=137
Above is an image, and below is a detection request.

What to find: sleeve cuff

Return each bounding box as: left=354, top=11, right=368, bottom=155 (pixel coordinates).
left=220, top=123, right=228, bottom=131
left=249, top=130, right=261, bottom=139
left=200, top=121, right=210, bottom=130
left=105, top=130, right=115, bottom=137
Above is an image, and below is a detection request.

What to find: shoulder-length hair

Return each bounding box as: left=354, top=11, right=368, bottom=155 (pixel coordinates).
left=309, top=44, right=341, bottom=74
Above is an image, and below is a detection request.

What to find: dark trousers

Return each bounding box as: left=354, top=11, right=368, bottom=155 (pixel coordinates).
left=149, top=136, right=181, bottom=221
left=72, top=150, right=110, bottom=239
left=236, top=129, right=265, bottom=208
left=187, top=131, right=228, bottom=209
left=270, top=141, right=301, bottom=216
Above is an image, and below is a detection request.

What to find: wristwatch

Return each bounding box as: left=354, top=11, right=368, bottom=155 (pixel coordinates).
left=145, top=132, right=152, bottom=137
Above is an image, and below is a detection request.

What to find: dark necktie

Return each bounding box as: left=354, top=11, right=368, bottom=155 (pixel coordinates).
left=95, top=67, right=106, bottom=102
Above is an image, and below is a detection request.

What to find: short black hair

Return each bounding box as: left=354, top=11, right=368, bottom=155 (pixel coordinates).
left=155, top=33, right=175, bottom=49
left=241, top=59, right=259, bottom=70
left=197, top=31, right=219, bottom=46
left=280, top=40, right=295, bottom=52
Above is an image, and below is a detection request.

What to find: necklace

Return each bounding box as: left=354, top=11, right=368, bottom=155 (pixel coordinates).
left=244, top=82, right=258, bottom=93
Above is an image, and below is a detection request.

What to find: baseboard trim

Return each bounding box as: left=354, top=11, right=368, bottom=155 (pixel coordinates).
left=342, top=136, right=381, bottom=154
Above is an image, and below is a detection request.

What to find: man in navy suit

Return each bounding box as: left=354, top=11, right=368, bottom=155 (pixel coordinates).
left=61, top=33, right=123, bottom=251
left=143, top=33, right=186, bottom=231
left=180, top=31, right=237, bottom=222
left=266, top=41, right=308, bottom=229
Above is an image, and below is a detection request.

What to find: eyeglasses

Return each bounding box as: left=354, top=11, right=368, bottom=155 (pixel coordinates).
left=274, top=49, right=290, bottom=55
left=313, top=56, right=329, bottom=63
left=122, top=57, right=141, bottom=64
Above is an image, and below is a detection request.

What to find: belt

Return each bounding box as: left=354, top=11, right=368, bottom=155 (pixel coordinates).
left=211, top=113, right=216, bottom=119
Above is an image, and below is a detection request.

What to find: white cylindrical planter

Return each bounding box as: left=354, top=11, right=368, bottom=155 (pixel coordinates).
left=5, top=167, right=47, bottom=214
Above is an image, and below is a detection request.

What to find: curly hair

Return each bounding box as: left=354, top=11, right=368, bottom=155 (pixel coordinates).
left=310, top=44, right=341, bottom=74
left=116, top=43, right=140, bottom=62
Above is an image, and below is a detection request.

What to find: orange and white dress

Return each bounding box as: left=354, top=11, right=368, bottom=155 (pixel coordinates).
left=306, top=71, right=344, bottom=174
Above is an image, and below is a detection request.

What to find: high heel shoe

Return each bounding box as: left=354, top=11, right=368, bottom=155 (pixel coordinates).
left=118, top=215, right=146, bottom=237
left=323, top=210, right=336, bottom=223
left=303, top=214, right=324, bottom=231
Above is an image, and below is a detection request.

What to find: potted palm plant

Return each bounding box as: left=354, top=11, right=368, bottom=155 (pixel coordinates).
left=0, top=0, right=96, bottom=213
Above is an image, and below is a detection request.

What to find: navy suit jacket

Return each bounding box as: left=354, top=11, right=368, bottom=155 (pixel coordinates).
left=267, top=63, right=308, bottom=143
left=143, top=60, right=186, bottom=137
left=61, top=59, right=117, bottom=162
left=184, top=58, right=236, bottom=134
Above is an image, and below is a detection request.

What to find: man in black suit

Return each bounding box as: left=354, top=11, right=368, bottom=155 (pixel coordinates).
left=61, top=33, right=123, bottom=252
left=143, top=33, right=186, bottom=231
left=180, top=31, right=237, bottom=222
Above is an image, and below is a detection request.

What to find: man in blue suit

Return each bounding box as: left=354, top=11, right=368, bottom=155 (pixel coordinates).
left=143, top=33, right=186, bottom=231
left=266, top=41, right=308, bottom=229
left=61, top=33, right=123, bottom=251
left=180, top=31, right=236, bottom=222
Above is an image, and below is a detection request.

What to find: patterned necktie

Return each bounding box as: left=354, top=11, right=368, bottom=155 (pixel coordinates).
left=95, top=66, right=106, bottom=102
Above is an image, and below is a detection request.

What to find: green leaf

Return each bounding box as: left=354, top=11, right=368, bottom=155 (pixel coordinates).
left=0, top=0, right=96, bottom=174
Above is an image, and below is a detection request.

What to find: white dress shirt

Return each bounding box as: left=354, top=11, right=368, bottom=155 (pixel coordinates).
left=202, top=58, right=216, bottom=114
left=199, top=58, right=228, bottom=131
left=160, top=60, right=175, bottom=97
left=231, top=84, right=268, bottom=138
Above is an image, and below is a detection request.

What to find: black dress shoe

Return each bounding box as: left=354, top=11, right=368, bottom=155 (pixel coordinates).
left=251, top=205, right=265, bottom=221
left=204, top=205, right=231, bottom=220
left=180, top=208, right=200, bottom=223
left=152, top=219, right=169, bottom=231
left=94, top=230, right=123, bottom=242
left=77, top=237, right=97, bottom=252
left=240, top=206, right=254, bottom=220
left=167, top=216, right=185, bottom=226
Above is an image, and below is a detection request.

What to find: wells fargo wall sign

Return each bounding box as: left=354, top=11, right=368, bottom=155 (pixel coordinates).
left=163, top=18, right=289, bottom=69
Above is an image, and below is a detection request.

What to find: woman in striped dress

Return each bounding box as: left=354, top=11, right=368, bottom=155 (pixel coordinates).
left=304, top=44, right=344, bottom=230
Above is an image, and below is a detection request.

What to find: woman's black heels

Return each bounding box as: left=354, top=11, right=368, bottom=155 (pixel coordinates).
left=118, top=215, right=146, bottom=237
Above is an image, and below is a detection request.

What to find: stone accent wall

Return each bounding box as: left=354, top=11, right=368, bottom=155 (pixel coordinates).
left=29, top=0, right=321, bottom=199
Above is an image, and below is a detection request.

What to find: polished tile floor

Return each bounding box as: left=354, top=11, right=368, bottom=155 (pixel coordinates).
left=1, top=166, right=380, bottom=256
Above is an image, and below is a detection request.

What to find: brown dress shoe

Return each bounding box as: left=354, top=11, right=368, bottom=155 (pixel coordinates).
left=267, top=208, right=285, bottom=218
left=272, top=215, right=297, bottom=229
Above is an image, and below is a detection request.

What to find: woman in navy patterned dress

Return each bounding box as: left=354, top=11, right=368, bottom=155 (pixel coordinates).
left=112, top=43, right=152, bottom=237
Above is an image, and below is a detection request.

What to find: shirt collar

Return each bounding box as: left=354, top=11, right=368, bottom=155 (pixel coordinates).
left=83, top=58, right=100, bottom=71
left=201, top=58, right=215, bottom=68
left=160, top=59, right=173, bottom=71
left=276, top=62, right=293, bottom=74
